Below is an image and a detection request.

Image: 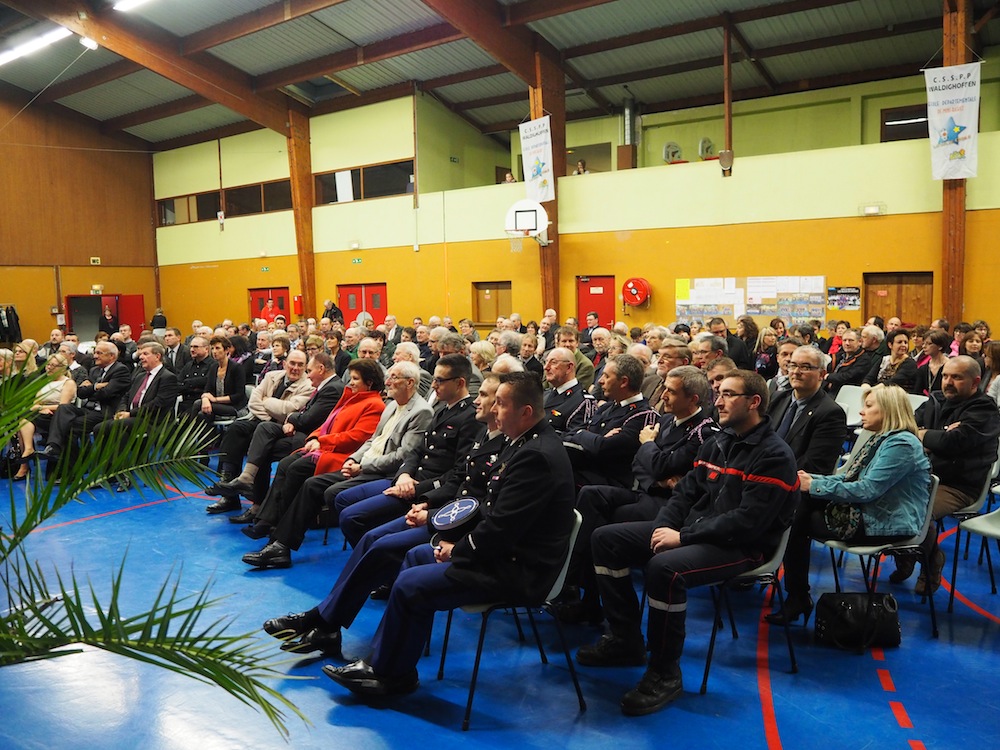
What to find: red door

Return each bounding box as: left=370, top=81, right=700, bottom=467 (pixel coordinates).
left=338, top=283, right=388, bottom=327
left=248, top=287, right=291, bottom=322
left=577, top=276, right=616, bottom=329
left=117, top=294, right=146, bottom=337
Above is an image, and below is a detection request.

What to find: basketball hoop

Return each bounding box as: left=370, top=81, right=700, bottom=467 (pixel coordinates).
left=507, top=229, right=529, bottom=253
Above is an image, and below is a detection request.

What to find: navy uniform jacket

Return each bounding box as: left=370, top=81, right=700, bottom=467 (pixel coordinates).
left=453, top=427, right=507, bottom=503
left=632, top=411, right=721, bottom=494
left=78, top=361, right=131, bottom=418
left=544, top=382, right=595, bottom=435
left=657, top=416, right=799, bottom=556
left=916, top=392, right=1000, bottom=498
left=115, top=366, right=180, bottom=420
left=447, top=419, right=575, bottom=603
left=396, top=396, right=480, bottom=507
left=767, top=387, right=846, bottom=475
left=563, top=396, right=658, bottom=487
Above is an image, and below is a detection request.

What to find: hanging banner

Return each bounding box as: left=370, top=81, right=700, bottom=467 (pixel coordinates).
left=519, top=115, right=555, bottom=203
left=924, top=62, right=980, bottom=180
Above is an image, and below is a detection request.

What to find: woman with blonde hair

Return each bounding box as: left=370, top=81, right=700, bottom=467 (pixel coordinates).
left=13, top=353, right=77, bottom=480
left=753, top=326, right=779, bottom=379
left=11, top=340, right=39, bottom=377
left=765, top=384, right=931, bottom=625
left=469, top=340, right=496, bottom=372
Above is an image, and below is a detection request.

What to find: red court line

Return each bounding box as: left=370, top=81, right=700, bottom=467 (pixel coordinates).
left=870, top=647, right=885, bottom=661
left=30, top=494, right=186, bottom=534
left=909, top=741, right=927, bottom=750
left=876, top=668, right=895, bottom=692
left=889, top=701, right=913, bottom=729
left=940, top=580, right=1000, bottom=624
left=755, top=608, right=783, bottom=750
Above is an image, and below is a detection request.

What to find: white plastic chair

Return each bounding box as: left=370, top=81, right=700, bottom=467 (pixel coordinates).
left=833, top=385, right=865, bottom=429
left=947, top=452, right=1000, bottom=612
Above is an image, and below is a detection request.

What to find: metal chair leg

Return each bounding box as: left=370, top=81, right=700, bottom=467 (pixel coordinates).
left=770, top=583, right=798, bottom=674
left=949, top=527, right=962, bottom=613
left=462, top=610, right=494, bottom=731
left=987, top=538, right=997, bottom=594
left=548, top=607, right=587, bottom=712
left=437, top=609, right=454, bottom=680
left=525, top=608, right=548, bottom=664
left=923, top=550, right=939, bottom=638
left=830, top=548, right=843, bottom=592
left=701, top=585, right=723, bottom=695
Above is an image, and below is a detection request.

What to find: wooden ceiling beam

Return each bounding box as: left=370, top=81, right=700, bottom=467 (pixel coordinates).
left=310, top=81, right=416, bottom=116
left=420, top=63, right=509, bottom=90
left=182, top=0, right=349, bottom=54
left=724, top=13, right=778, bottom=91
left=101, top=94, right=209, bottom=133
left=7, top=0, right=291, bottom=134
left=504, top=0, right=616, bottom=26
left=563, top=0, right=856, bottom=59
left=255, top=22, right=463, bottom=90
left=36, top=59, right=142, bottom=104
left=754, top=17, right=942, bottom=59
left=974, top=1, right=1000, bottom=33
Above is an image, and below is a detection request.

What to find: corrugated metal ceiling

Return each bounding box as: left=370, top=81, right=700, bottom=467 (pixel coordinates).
left=0, top=0, right=996, bottom=144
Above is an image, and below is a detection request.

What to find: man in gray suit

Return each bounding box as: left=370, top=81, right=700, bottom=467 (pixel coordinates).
left=243, top=361, right=434, bottom=547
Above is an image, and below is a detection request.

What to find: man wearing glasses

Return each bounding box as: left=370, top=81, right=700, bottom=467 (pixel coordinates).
left=331, top=354, right=480, bottom=547
left=577, top=369, right=798, bottom=717
left=543, top=347, right=595, bottom=434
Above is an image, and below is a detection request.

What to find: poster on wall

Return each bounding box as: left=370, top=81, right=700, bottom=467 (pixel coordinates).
left=675, top=276, right=825, bottom=325
left=827, top=287, right=861, bottom=311
left=924, top=62, right=980, bottom=180
left=518, top=116, right=555, bottom=202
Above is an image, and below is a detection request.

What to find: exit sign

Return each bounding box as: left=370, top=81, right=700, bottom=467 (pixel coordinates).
left=352, top=258, right=362, bottom=264
left=260, top=266, right=270, bottom=272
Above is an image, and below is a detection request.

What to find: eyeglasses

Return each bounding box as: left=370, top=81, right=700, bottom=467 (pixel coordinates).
left=717, top=391, right=751, bottom=400
left=432, top=376, right=459, bottom=385
left=545, top=359, right=574, bottom=366
left=787, top=362, right=821, bottom=372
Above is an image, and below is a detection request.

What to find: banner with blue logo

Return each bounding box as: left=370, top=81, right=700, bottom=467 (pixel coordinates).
left=924, top=62, right=980, bottom=180
left=519, top=115, right=555, bottom=202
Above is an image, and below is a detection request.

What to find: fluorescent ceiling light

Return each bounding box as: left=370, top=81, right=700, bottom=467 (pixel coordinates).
left=113, top=0, right=155, bottom=10
left=885, top=117, right=928, bottom=126
left=80, top=37, right=99, bottom=50
left=0, top=27, right=72, bottom=67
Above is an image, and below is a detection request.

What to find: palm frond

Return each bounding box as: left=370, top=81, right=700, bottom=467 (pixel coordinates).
left=0, top=373, right=309, bottom=737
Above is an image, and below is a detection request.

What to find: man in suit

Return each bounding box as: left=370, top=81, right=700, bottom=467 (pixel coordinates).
left=557, top=326, right=595, bottom=391
left=333, top=354, right=480, bottom=548
left=642, top=340, right=692, bottom=412
left=40, top=341, right=131, bottom=461
left=263, top=373, right=509, bottom=655
left=383, top=315, right=402, bottom=346
left=563, top=355, right=658, bottom=489
left=176, top=336, right=213, bottom=412
left=203, top=349, right=312, bottom=502
left=322, top=371, right=575, bottom=697
left=823, top=328, right=873, bottom=397
left=161, top=327, right=189, bottom=373
left=589, top=327, right=612, bottom=391
left=764, top=345, right=848, bottom=624
left=214, top=352, right=345, bottom=509
left=561, top=366, right=721, bottom=623
left=580, top=311, right=600, bottom=346
left=709, top=317, right=753, bottom=370
left=90, top=342, right=180, bottom=484
left=767, top=337, right=803, bottom=399
left=240, top=361, right=434, bottom=559
left=543, top=347, right=595, bottom=434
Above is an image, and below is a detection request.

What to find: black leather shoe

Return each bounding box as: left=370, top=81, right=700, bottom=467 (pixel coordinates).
left=218, top=477, right=254, bottom=498
left=620, top=666, right=683, bottom=716
left=263, top=611, right=318, bottom=638
left=554, top=597, right=604, bottom=626
left=37, top=445, right=61, bottom=462
left=369, top=584, right=391, bottom=600
left=114, top=475, right=132, bottom=493
left=890, top=555, right=917, bottom=584
left=280, top=627, right=343, bottom=657
left=241, top=522, right=272, bottom=540
left=242, top=541, right=291, bottom=569
left=576, top=634, right=647, bottom=667
left=763, top=595, right=814, bottom=627
left=229, top=508, right=256, bottom=525
left=206, top=497, right=241, bottom=514
left=322, top=660, right=418, bottom=696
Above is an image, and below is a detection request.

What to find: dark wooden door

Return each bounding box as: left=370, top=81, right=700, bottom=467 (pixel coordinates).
left=863, top=272, right=933, bottom=328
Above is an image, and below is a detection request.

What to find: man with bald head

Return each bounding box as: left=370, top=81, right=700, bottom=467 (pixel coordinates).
left=544, top=347, right=595, bottom=434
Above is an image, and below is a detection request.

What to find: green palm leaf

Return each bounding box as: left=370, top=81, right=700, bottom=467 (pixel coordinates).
left=0, top=372, right=308, bottom=737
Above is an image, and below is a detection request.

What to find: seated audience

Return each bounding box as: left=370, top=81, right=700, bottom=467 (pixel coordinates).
left=863, top=328, right=918, bottom=392
left=914, top=329, right=952, bottom=395
left=13, top=353, right=77, bottom=480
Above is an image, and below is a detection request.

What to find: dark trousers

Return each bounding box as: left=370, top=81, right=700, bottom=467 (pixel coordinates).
left=217, top=417, right=260, bottom=469
left=243, top=421, right=306, bottom=503
left=782, top=494, right=908, bottom=598
left=317, top=517, right=432, bottom=628
left=256, top=452, right=317, bottom=529
left=592, top=521, right=763, bottom=669
left=333, top=480, right=407, bottom=548
left=368, top=546, right=496, bottom=678
left=46, top=403, right=109, bottom=450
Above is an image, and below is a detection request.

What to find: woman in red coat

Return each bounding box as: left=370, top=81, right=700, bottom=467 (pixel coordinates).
left=236, top=359, right=385, bottom=531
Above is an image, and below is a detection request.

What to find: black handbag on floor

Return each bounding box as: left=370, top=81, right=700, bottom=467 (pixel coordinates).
left=814, top=592, right=901, bottom=650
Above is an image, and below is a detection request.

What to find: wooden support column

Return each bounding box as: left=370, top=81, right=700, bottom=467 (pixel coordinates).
left=721, top=17, right=734, bottom=176
left=941, top=0, right=971, bottom=325
left=286, top=109, right=316, bottom=319
left=529, top=46, right=566, bottom=314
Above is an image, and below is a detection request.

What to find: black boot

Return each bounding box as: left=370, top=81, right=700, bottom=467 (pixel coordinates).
left=763, top=594, right=814, bottom=626
left=620, top=661, right=683, bottom=716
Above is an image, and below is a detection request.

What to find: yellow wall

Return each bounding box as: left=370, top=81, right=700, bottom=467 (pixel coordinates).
left=157, top=211, right=297, bottom=265
left=311, top=97, right=414, bottom=174
left=158, top=256, right=301, bottom=328
left=415, top=93, right=509, bottom=191
left=220, top=128, right=290, bottom=187
left=153, top=141, right=220, bottom=198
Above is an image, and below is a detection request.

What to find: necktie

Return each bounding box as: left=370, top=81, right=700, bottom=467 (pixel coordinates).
left=298, top=388, right=318, bottom=412
left=131, top=372, right=152, bottom=408
left=776, top=400, right=800, bottom=439
left=168, top=349, right=175, bottom=367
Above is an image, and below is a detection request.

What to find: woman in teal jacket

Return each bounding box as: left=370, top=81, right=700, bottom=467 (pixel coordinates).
left=766, top=384, right=931, bottom=625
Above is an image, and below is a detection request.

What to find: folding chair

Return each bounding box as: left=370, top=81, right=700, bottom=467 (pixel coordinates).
left=956, top=506, right=1000, bottom=595
left=824, top=474, right=940, bottom=638
left=947, top=453, right=1000, bottom=612
left=435, top=509, right=586, bottom=731
left=701, top=526, right=797, bottom=694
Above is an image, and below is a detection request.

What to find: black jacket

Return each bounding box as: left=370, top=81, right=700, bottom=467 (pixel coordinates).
left=564, top=396, right=658, bottom=487
left=116, top=366, right=179, bottom=420
left=286, top=377, right=346, bottom=435
left=544, top=382, right=595, bottom=435
left=768, top=388, right=846, bottom=475
left=632, top=412, right=721, bottom=494
left=916, top=392, right=1000, bottom=498
left=397, top=397, right=480, bottom=507
left=78, top=361, right=131, bottom=418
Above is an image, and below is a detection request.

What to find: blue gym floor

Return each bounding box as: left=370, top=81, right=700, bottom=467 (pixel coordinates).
left=2, top=474, right=998, bottom=750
